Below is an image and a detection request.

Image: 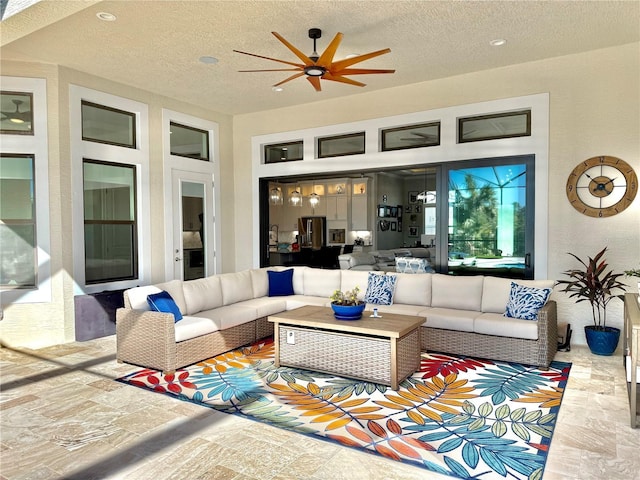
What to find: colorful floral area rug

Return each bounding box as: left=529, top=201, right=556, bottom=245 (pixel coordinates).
left=117, top=339, right=571, bottom=480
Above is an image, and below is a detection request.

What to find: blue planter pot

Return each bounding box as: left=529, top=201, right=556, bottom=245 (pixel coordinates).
left=584, top=325, right=620, bottom=356
left=331, top=302, right=366, bottom=320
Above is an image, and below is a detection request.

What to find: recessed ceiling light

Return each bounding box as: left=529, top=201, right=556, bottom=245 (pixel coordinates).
left=96, top=12, right=116, bottom=21
left=489, top=38, right=507, bottom=47
left=272, top=86, right=283, bottom=92
left=199, top=56, right=219, bottom=64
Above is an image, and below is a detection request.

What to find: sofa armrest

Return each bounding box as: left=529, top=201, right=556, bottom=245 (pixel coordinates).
left=536, top=300, right=558, bottom=366
left=116, top=308, right=178, bottom=373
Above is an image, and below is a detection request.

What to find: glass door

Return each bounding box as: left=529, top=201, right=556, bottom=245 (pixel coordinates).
left=172, top=170, right=214, bottom=280
left=444, top=156, right=534, bottom=279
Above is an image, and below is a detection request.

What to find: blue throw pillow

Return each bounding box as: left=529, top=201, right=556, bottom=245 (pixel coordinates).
left=364, top=272, right=397, bottom=305
left=147, top=290, right=183, bottom=322
left=504, top=282, right=552, bottom=320
left=267, top=269, right=294, bottom=297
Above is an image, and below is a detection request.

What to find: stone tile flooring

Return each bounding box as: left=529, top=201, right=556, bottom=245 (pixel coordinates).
left=1, top=337, right=639, bottom=479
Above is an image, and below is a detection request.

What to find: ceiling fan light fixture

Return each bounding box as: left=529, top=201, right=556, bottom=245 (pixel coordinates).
left=303, top=65, right=326, bottom=77
left=2, top=99, right=31, bottom=125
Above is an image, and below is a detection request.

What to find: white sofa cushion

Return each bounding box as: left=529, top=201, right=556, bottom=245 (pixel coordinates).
left=474, top=312, right=539, bottom=340
left=340, top=270, right=370, bottom=299
left=285, top=295, right=331, bottom=311
left=423, top=307, right=478, bottom=332
left=196, top=305, right=260, bottom=330
left=219, top=270, right=253, bottom=306
left=126, top=285, right=161, bottom=311
left=156, top=279, right=187, bottom=314
left=175, top=315, right=221, bottom=342
left=482, top=276, right=555, bottom=314
left=250, top=268, right=270, bottom=298
left=431, top=274, right=483, bottom=311
left=182, top=276, right=223, bottom=315
left=234, top=297, right=287, bottom=318
left=394, top=273, right=431, bottom=306
left=303, top=268, right=341, bottom=298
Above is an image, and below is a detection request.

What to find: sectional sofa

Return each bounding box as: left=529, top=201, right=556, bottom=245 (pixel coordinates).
left=116, top=266, right=557, bottom=375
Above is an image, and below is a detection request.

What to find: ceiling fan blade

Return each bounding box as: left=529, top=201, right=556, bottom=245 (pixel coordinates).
left=271, top=32, right=314, bottom=66
left=331, top=68, right=396, bottom=76
left=274, top=72, right=306, bottom=87
left=330, top=48, right=392, bottom=71
left=317, top=32, right=343, bottom=68
left=306, top=76, right=322, bottom=92
left=233, top=49, right=304, bottom=68
left=322, top=73, right=366, bottom=87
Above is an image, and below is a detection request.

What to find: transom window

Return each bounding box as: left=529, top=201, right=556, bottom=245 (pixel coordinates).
left=83, top=159, right=137, bottom=284
left=81, top=100, right=136, bottom=148
left=264, top=141, right=303, bottom=163
left=0, top=91, right=34, bottom=135
left=170, top=122, right=210, bottom=160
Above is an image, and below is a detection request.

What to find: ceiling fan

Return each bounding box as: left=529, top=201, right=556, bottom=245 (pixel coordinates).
left=0, top=99, right=31, bottom=124
left=233, top=28, right=395, bottom=92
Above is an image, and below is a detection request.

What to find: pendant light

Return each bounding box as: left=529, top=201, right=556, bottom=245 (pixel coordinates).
left=289, top=186, right=302, bottom=207
left=269, top=183, right=283, bottom=205
left=308, top=182, right=320, bottom=209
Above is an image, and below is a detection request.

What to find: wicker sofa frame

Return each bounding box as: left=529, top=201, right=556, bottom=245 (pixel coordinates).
left=116, top=291, right=274, bottom=374
left=421, top=302, right=557, bottom=368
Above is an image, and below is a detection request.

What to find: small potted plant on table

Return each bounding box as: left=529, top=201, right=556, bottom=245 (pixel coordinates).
left=330, top=286, right=366, bottom=320
left=557, top=247, right=626, bottom=355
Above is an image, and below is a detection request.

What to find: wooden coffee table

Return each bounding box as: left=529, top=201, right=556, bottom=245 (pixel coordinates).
left=268, top=305, right=424, bottom=390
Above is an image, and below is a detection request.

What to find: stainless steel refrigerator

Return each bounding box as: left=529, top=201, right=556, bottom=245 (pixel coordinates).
left=297, top=216, right=326, bottom=249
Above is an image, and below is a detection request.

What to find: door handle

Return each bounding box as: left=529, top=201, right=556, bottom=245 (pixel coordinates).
left=525, top=253, right=531, bottom=268
left=175, top=256, right=182, bottom=262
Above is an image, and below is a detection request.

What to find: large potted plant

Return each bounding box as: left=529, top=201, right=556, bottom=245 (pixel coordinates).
left=557, top=247, right=626, bottom=355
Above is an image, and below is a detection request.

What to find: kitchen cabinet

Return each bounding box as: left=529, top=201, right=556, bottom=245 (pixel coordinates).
left=351, top=195, right=369, bottom=230
left=326, top=195, right=348, bottom=220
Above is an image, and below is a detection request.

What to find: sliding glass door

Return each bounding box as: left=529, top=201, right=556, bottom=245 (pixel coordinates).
left=444, top=155, right=534, bottom=279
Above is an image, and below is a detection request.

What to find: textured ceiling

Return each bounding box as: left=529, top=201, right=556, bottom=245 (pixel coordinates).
left=1, top=0, right=638, bottom=115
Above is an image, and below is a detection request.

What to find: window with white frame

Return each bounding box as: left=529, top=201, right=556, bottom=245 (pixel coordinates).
left=0, top=154, right=36, bottom=287
left=83, top=159, right=137, bottom=283
left=0, top=77, right=50, bottom=303
left=70, top=85, right=150, bottom=294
